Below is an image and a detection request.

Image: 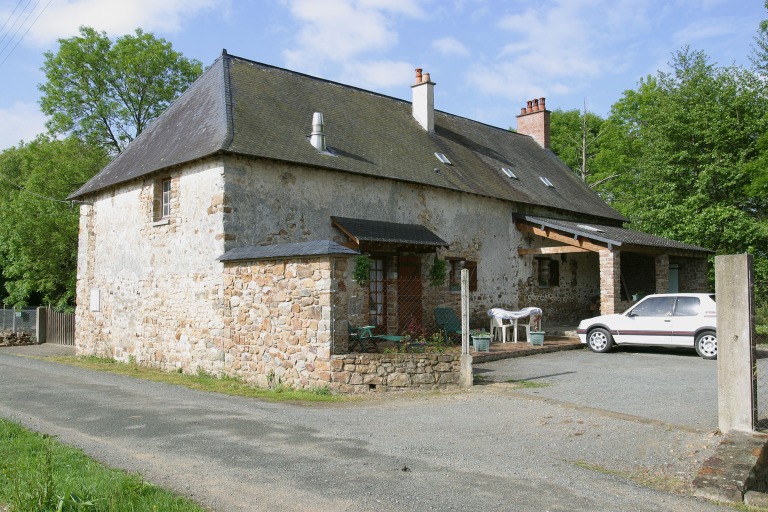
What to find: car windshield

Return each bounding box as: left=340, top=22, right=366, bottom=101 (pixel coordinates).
left=629, top=296, right=676, bottom=317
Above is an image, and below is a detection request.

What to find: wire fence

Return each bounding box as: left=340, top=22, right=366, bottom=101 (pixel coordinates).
left=0, top=307, right=36, bottom=334
left=755, top=281, right=768, bottom=430
left=332, top=273, right=462, bottom=354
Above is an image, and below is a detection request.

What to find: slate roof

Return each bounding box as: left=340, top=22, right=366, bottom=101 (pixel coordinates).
left=331, top=216, right=448, bottom=247
left=518, top=215, right=712, bottom=253
left=218, top=240, right=358, bottom=262
left=69, top=51, right=626, bottom=224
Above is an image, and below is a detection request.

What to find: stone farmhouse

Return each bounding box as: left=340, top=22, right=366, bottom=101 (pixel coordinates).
left=68, top=50, right=710, bottom=392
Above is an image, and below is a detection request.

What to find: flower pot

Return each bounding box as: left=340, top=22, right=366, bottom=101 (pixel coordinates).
left=529, top=331, right=545, bottom=346
left=472, top=335, right=491, bottom=352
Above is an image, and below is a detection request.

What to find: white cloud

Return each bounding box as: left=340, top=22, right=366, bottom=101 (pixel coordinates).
left=672, top=16, right=741, bottom=47
left=468, top=1, right=654, bottom=103
left=432, top=37, right=469, bottom=57
left=283, top=0, right=425, bottom=75
left=0, top=102, right=47, bottom=150
left=10, top=0, right=227, bottom=45
left=339, top=59, right=415, bottom=90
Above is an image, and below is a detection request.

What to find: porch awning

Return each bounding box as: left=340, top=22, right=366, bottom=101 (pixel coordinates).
left=218, top=240, right=359, bottom=262
left=331, top=216, right=448, bottom=248
left=515, top=215, right=712, bottom=256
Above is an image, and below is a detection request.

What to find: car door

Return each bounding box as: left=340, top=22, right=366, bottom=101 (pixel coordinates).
left=670, top=296, right=701, bottom=347
left=614, top=296, right=675, bottom=345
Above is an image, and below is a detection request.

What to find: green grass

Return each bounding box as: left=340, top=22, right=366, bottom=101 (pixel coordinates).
left=48, top=356, right=342, bottom=403
left=0, top=418, right=208, bottom=512
left=504, top=379, right=551, bottom=388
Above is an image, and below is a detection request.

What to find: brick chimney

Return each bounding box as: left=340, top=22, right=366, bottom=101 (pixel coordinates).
left=516, top=97, right=550, bottom=149
left=411, top=68, right=435, bottom=133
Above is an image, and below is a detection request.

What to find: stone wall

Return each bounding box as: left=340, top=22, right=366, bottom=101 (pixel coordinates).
left=329, top=352, right=461, bottom=393
left=219, top=258, right=333, bottom=389
left=75, top=157, right=228, bottom=371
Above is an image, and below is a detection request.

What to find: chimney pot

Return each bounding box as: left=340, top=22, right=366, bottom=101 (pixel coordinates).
left=310, top=112, right=326, bottom=152
left=411, top=68, right=435, bottom=132
left=516, top=97, right=551, bottom=149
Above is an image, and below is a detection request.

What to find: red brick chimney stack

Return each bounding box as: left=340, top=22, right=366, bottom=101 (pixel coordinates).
left=516, top=97, right=551, bottom=149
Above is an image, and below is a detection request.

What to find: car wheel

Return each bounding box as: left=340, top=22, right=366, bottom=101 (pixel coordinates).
left=695, top=331, right=717, bottom=360
left=587, top=328, right=613, bottom=353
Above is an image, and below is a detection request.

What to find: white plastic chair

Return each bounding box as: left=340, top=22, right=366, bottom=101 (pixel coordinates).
left=490, top=316, right=513, bottom=343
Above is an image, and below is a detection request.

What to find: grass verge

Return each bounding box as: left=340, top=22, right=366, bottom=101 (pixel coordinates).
left=504, top=379, right=551, bottom=389
left=569, top=459, right=689, bottom=495
left=0, top=418, right=207, bottom=512
left=48, top=356, right=342, bottom=403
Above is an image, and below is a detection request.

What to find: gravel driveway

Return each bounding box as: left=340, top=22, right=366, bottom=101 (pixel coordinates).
left=0, top=347, right=727, bottom=511
left=474, top=345, right=718, bottom=432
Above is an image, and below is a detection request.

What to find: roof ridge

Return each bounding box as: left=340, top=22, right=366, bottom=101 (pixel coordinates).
left=221, top=50, right=235, bottom=151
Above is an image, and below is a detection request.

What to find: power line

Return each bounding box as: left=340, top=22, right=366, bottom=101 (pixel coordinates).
left=0, top=0, right=33, bottom=51
left=0, top=0, right=27, bottom=40
left=0, top=0, right=52, bottom=70
left=0, top=171, right=72, bottom=205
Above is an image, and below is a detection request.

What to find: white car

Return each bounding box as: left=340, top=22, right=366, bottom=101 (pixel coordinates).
left=578, top=293, right=717, bottom=359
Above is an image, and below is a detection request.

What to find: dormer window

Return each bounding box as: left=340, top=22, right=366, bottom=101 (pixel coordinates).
left=435, top=152, right=451, bottom=165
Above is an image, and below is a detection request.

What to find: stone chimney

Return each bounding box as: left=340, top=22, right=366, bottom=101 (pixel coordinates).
left=411, top=68, right=435, bottom=133
left=516, top=97, right=550, bottom=149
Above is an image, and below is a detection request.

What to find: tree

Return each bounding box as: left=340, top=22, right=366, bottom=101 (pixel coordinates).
left=39, top=27, right=203, bottom=154
left=0, top=136, right=108, bottom=308
left=550, top=105, right=613, bottom=187
left=602, top=47, right=768, bottom=285
left=751, top=1, right=768, bottom=74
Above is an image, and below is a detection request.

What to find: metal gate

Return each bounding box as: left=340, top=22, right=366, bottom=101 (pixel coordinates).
left=43, top=308, right=75, bottom=346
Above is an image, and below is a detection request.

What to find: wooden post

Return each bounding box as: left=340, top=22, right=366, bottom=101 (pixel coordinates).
left=36, top=307, right=47, bottom=344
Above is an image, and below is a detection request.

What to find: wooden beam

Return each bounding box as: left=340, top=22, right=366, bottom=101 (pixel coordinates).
left=518, top=246, right=590, bottom=255
left=516, top=222, right=607, bottom=252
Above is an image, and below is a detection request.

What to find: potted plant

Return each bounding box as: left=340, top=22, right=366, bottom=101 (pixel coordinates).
left=529, top=313, right=545, bottom=346
left=470, top=329, right=491, bottom=352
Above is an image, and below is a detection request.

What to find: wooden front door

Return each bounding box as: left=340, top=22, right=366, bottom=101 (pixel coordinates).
left=398, top=256, right=422, bottom=334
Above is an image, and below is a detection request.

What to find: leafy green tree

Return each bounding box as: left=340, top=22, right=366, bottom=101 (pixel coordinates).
left=603, top=47, right=768, bottom=285
left=550, top=106, right=613, bottom=187
left=39, top=27, right=203, bottom=154
left=0, top=136, right=107, bottom=308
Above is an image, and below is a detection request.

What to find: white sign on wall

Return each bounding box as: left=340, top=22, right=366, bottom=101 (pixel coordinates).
left=89, top=289, right=100, bottom=312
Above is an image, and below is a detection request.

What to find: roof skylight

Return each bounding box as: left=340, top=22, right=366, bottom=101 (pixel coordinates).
left=502, top=167, right=517, bottom=179
left=435, top=152, right=452, bottom=165
left=577, top=224, right=605, bottom=234
left=539, top=176, right=554, bottom=187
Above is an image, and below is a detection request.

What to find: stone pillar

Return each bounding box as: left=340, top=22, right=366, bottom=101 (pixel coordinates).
left=716, top=254, right=755, bottom=433
left=599, top=250, right=621, bottom=315
left=655, top=254, right=669, bottom=294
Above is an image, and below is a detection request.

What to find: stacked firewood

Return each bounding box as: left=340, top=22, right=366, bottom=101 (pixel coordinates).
left=0, top=331, right=34, bottom=346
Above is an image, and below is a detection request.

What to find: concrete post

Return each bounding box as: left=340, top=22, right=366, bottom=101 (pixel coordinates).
left=35, top=307, right=47, bottom=344
left=716, top=254, right=755, bottom=433
left=459, top=269, right=473, bottom=388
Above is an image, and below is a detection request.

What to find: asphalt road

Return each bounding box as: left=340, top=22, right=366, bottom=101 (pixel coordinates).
left=0, top=346, right=728, bottom=512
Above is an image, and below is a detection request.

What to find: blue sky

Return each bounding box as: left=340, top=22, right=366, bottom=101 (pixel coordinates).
left=0, top=0, right=764, bottom=151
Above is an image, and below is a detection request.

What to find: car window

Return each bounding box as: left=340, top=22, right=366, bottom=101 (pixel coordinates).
left=630, top=297, right=676, bottom=317
left=674, top=297, right=700, bottom=316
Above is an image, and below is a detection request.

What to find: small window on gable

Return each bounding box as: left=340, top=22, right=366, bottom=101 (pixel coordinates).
left=536, top=258, right=559, bottom=287
left=448, top=258, right=477, bottom=292
left=153, top=176, right=172, bottom=223
left=162, top=179, right=171, bottom=217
